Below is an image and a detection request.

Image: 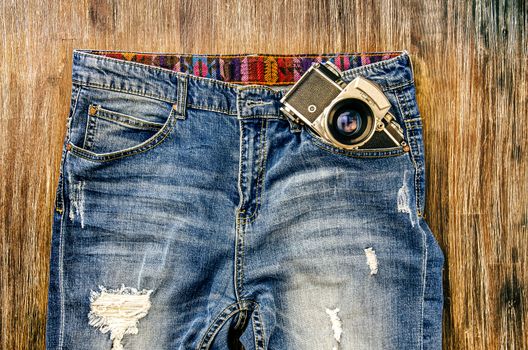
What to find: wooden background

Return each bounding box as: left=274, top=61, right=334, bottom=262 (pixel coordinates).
left=0, top=0, right=526, bottom=349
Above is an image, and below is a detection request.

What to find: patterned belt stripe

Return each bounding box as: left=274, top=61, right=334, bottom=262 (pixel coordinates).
left=90, top=51, right=401, bottom=85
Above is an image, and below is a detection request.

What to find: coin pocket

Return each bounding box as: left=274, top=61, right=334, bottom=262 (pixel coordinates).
left=82, top=104, right=165, bottom=154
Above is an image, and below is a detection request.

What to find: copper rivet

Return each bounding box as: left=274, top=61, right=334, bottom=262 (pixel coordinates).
left=172, top=103, right=178, bottom=110
left=88, top=105, right=97, bottom=115
left=66, top=143, right=72, bottom=151
left=403, top=145, right=410, bottom=152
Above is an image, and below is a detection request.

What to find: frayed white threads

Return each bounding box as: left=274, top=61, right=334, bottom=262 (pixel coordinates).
left=364, top=247, right=378, bottom=275
left=325, top=307, right=342, bottom=349
left=88, top=285, right=153, bottom=350
left=68, top=175, right=85, bottom=228
left=397, top=171, right=415, bottom=227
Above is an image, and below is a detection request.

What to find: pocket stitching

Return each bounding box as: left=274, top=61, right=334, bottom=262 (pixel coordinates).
left=303, top=125, right=406, bottom=158
left=68, top=106, right=179, bottom=162
left=91, top=104, right=165, bottom=131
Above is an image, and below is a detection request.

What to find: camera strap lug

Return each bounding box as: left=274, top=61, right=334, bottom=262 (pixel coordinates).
left=379, top=113, right=406, bottom=147
left=280, top=106, right=305, bottom=125
left=280, top=106, right=304, bottom=132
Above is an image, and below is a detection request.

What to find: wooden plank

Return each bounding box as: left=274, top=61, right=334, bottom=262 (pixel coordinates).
left=0, top=0, right=525, bottom=348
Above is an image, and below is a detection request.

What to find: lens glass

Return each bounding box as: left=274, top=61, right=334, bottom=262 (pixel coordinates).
left=336, top=110, right=362, bottom=136
left=327, top=99, right=373, bottom=146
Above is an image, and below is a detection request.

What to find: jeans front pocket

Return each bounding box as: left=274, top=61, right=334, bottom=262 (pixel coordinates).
left=66, top=83, right=181, bottom=162
left=302, top=124, right=408, bottom=159
left=82, top=103, right=165, bottom=154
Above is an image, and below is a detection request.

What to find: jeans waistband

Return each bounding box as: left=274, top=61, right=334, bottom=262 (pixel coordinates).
left=71, top=49, right=415, bottom=119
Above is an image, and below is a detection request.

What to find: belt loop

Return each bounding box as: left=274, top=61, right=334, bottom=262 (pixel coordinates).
left=236, top=88, right=242, bottom=120
left=174, top=74, right=188, bottom=120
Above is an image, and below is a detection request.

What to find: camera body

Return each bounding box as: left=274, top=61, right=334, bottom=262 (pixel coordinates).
left=280, top=62, right=407, bottom=151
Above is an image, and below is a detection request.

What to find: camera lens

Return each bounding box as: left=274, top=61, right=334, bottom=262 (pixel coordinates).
left=326, top=98, right=374, bottom=146
left=336, top=110, right=362, bottom=137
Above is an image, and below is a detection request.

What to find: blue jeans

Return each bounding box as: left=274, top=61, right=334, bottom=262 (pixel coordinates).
left=46, top=49, right=444, bottom=349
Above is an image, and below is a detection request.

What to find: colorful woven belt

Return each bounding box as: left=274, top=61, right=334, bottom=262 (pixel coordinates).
left=86, top=50, right=402, bottom=86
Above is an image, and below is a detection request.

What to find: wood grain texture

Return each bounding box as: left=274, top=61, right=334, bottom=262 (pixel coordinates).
left=0, top=0, right=526, bottom=349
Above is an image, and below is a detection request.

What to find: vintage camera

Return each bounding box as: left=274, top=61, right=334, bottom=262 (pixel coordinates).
left=280, top=62, right=407, bottom=151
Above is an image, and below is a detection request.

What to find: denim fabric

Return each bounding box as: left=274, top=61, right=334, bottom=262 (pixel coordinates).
left=46, top=49, right=444, bottom=350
